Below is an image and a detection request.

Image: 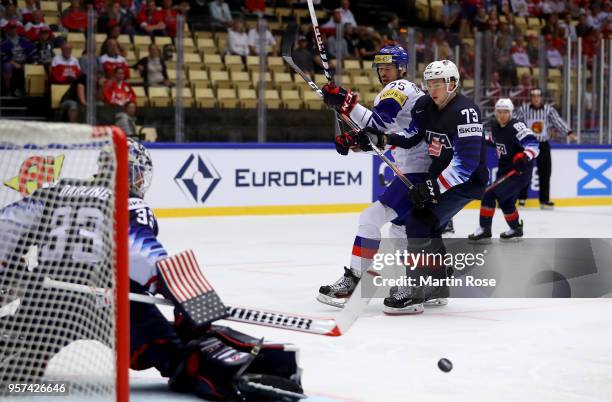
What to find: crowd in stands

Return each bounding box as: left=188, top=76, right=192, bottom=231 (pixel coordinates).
left=0, top=0, right=610, bottom=131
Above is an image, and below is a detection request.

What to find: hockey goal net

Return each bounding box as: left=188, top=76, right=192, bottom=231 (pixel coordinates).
left=0, top=121, right=128, bottom=401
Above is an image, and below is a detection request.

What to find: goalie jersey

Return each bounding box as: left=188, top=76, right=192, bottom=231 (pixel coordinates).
left=349, top=79, right=431, bottom=174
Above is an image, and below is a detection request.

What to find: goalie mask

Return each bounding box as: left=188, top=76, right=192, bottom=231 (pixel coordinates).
left=128, top=138, right=153, bottom=198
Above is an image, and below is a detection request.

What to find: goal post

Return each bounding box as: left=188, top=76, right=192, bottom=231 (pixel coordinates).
left=0, top=121, right=129, bottom=402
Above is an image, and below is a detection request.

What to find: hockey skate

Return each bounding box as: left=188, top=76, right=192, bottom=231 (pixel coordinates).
left=442, top=220, right=455, bottom=238
left=518, top=199, right=526, bottom=208
left=468, top=227, right=492, bottom=243
left=383, top=282, right=450, bottom=314
left=540, top=201, right=555, bottom=210
left=317, top=267, right=360, bottom=308
left=500, top=220, right=523, bottom=242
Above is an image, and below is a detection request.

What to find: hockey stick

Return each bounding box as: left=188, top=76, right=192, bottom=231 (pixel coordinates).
left=42, top=278, right=345, bottom=337
left=485, top=169, right=517, bottom=193
left=281, top=23, right=415, bottom=190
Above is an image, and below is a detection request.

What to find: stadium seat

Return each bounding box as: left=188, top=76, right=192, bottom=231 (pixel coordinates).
left=263, top=89, right=281, bottom=109
left=231, top=71, right=251, bottom=89
left=527, top=17, right=542, bottom=28
left=516, top=67, right=531, bottom=79
left=127, top=68, right=142, bottom=85
left=462, top=79, right=474, bottom=89
left=45, top=14, right=59, bottom=26
left=275, top=7, right=292, bottom=22
left=25, top=64, right=46, bottom=96
left=194, top=31, right=214, bottom=39
left=343, top=59, right=362, bottom=74
left=148, top=86, right=170, bottom=107
left=224, top=55, right=244, bottom=72
left=281, top=89, right=302, bottom=109
left=238, top=88, right=257, bottom=108
left=246, top=56, right=261, bottom=71
left=181, top=37, right=196, bottom=51
left=183, top=53, right=203, bottom=69
left=126, top=50, right=137, bottom=64
left=314, top=74, right=327, bottom=87
left=336, top=74, right=351, bottom=86
left=171, top=87, right=194, bottom=107
left=133, top=86, right=147, bottom=107
left=303, top=90, right=323, bottom=110
left=251, top=72, right=272, bottom=87
left=210, top=70, right=232, bottom=88
left=195, top=87, right=216, bottom=108
left=155, top=36, right=172, bottom=47
left=273, top=72, right=294, bottom=90
left=268, top=57, right=285, bottom=73
left=351, top=75, right=372, bottom=93
left=203, top=54, right=224, bottom=70
left=95, top=33, right=107, bottom=45
left=197, top=38, right=217, bottom=53
left=118, top=35, right=131, bottom=46
left=140, top=127, right=158, bottom=141
left=51, top=84, right=69, bottom=109
left=189, top=70, right=210, bottom=88
left=217, top=88, right=239, bottom=108
left=67, top=32, right=86, bottom=45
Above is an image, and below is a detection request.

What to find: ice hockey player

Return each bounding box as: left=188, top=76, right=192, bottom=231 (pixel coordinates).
left=468, top=98, right=540, bottom=242
left=316, top=45, right=430, bottom=308
left=0, top=138, right=304, bottom=401
left=381, top=60, right=489, bottom=315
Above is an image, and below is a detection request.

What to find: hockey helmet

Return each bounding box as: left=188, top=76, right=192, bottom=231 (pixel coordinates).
left=128, top=138, right=153, bottom=197
left=373, top=45, right=408, bottom=83
left=494, top=98, right=514, bottom=112
left=422, top=60, right=460, bottom=93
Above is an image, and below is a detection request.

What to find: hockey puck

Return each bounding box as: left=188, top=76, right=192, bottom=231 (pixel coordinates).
left=438, top=358, right=452, bottom=372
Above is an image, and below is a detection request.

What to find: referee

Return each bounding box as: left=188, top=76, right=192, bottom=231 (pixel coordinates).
left=515, top=88, right=576, bottom=209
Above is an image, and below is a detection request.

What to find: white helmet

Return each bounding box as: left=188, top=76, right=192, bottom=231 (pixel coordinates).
left=495, top=98, right=514, bottom=112
left=423, top=60, right=460, bottom=93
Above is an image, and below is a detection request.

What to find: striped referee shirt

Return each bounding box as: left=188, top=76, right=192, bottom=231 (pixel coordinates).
left=514, top=103, right=572, bottom=142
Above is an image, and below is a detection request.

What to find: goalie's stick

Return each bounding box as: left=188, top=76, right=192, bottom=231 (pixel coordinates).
left=42, top=277, right=349, bottom=337
left=485, top=169, right=517, bottom=193
left=281, top=22, right=414, bottom=190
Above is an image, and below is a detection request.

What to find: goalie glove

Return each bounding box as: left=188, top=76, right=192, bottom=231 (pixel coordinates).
left=357, top=127, right=387, bottom=151
left=512, top=152, right=530, bottom=175
left=334, top=130, right=358, bottom=155
left=321, top=83, right=358, bottom=116
left=409, top=178, right=440, bottom=209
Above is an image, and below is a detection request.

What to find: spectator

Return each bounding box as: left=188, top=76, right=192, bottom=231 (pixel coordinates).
left=98, top=2, right=133, bottom=35
left=379, top=14, right=400, bottom=43
left=509, top=71, right=533, bottom=103
left=138, top=0, right=166, bottom=36
left=342, top=23, right=358, bottom=56
left=415, top=31, right=426, bottom=63
left=227, top=19, right=249, bottom=57
left=527, top=0, right=543, bottom=18
left=486, top=71, right=502, bottom=99
left=33, top=27, right=55, bottom=67
left=115, top=101, right=139, bottom=138
left=100, top=38, right=130, bottom=78
left=244, top=0, right=265, bottom=15
left=494, top=32, right=514, bottom=85
left=472, top=6, right=489, bottom=31
left=160, top=0, right=178, bottom=37
left=541, top=13, right=561, bottom=36
left=546, top=38, right=563, bottom=68
left=443, top=0, right=462, bottom=30
left=1, top=21, right=35, bottom=96
left=248, top=19, right=277, bottom=55
left=51, top=43, right=81, bottom=84
left=510, top=0, right=529, bottom=17
left=568, top=0, right=582, bottom=19
left=1, top=5, right=26, bottom=35
left=356, top=28, right=382, bottom=60
left=326, top=28, right=351, bottom=61
left=487, top=7, right=499, bottom=31
left=292, top=36, right=315, bottom=77
left=496, top=20, right=514, bottom=50
left=575, top=12, right=591, bottom=37
left=458, top=17, right=472, bottom=38
left=60, top=73, right=87, bottom=107
left=322, top=9, right=342, bottom=31
left=589, top=3, right=604, bottom=30
left=338, top=0, right=357, bottom=28
left=559, top=12, right=577, bottom=41
left=61, top=0, right=87, bottom=32
left=433, top=29, right=453, bottom=59
left=511, top=36, right=531, bottom=67
left=102, top=66, right=136, bottom=106
left=209, top=0, right=233, bottom=28
left=459, top=42, right=474, bottom=79
left=134, top=44, right=170, bottom=88
left=500, top=2, right=515, bottom=26
left=118, top=0, right=138, bottom=34
left=526, top=34, right=539, bottom=65
left=18, top=0, right=38, bottom=24
left=61, top=100, right=81, bottom=123
left=24, top=10, right=53, bottom=42
left=100, top=25, right=128, bottom=57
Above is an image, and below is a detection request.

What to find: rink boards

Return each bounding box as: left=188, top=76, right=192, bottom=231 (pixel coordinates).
left=139, top=143, right=612, bottom=217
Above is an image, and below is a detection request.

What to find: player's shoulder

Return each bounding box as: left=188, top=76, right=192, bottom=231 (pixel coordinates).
left=129, top=196, right=151, bottom=211
left=451, top=93, right=480, bottom=111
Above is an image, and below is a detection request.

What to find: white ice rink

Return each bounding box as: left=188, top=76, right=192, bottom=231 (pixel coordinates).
left=124, top=206, right=612, bottom=402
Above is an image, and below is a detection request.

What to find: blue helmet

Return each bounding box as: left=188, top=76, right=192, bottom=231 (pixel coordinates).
left=372, top=45, right=409, bottom=73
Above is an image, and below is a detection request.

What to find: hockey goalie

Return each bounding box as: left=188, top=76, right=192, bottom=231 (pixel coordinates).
left=0, top=129, right=303, bottom=401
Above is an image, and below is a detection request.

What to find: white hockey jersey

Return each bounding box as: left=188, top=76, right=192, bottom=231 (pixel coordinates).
left=349, top=79, right=431, bottom=174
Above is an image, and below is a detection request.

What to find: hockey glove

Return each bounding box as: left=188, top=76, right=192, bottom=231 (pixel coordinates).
left=357, top=127, right=387, bottom=151
left=335, top=130, right=358, bottom=155
left=512, top=152, right=530, bottom=175
left=409, top=178, right=440, bottom=209
left=322, top=83, right=358, bottom=116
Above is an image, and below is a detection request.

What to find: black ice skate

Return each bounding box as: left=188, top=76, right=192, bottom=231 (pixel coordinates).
left=468, top=227, right=492, bottom=243
left=382, top=286, right=425, bottom=315
left=518, top=199, right=526, bottom=208
left=442, top=220, right=455, bottom=237
left=500, top=220, right=524, bottom=241
left=317, top=267, right=360, bottom=308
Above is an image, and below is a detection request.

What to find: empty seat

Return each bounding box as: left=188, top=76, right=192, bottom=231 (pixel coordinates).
left=155, top=36, right=173, bottom=47
left=231, top=71, right=251, bottom=89
left=224, top=54, right=244, bottom=72
left=171, top=86, right=194, bottom=107
left=25, top=64, right=47, bottom=96
left=197, top=38, right=217, bottom=53
left=268, top=56, right=285, bottom=73
left=189, top=70, right=209, bottom=88
left=133, top=86, right=147, bottom=107
left=67, top=32, right=86, bottom=44
left=303, top=90, right=323, bottom=110
left=195, top=87, right=215, bottom=108
left=148, top=86, right=170, bottom=107
left=281, top=89, right=302, bottom=109
left=210, top=70, right=231, bottom=88
left=217, top=88, right=239, bottom=108
left=263, top=89, right=281, bottom=109
left=238, top=88, right=257, bottom=108
left=273, top=72, right=294, bottom=90
left=51, top=84, right=70, bottom=109
left=203, top=54, right=223, bottom=70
